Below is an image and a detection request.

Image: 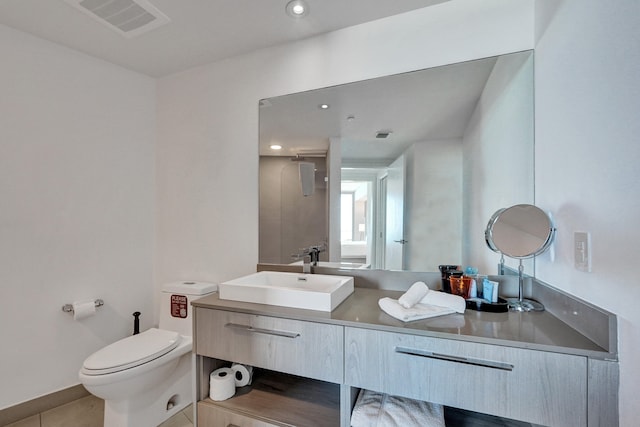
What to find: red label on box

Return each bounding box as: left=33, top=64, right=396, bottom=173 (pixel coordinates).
left=170, top=294, right=188, bottom=318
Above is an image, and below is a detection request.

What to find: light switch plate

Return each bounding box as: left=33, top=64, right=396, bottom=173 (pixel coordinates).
left=574, top=231, right=591, bottom=272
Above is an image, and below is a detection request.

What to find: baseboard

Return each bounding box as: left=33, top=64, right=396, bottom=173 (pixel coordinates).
left=0, top=384, right=89, bottom=426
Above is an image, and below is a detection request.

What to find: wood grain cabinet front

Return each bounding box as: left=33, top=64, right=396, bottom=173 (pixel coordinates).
left=344, top=327, right=588, bottom=427
left=195, top=308, right=344, bottom=384
left=197, top=402, right=282, bottom=427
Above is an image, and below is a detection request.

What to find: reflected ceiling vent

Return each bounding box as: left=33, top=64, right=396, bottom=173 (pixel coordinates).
left=375, top=130, right=393, bottom=139
left=65, top=0, right=171, bottom=38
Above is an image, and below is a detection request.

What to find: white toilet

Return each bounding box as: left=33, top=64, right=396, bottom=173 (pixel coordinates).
left=79, top=281, right=216, bottom=427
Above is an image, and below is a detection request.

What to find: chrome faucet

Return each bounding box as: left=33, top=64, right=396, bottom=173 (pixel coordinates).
left=307, top=243, right=326, bottom=266
left=302, top=255, right=312, bottom=274
left=308, top=246, right=320, bottom=266
left=292, top=242, right=326, bottom=274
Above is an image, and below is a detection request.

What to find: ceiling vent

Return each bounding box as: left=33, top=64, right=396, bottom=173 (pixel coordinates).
left=375, top=130, right=393, bottom=139
left=65, top=0, right=170, bottom=38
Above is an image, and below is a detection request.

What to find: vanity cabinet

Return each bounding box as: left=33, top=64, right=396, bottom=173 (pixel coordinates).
left=195, top=309, right=343, bottom=383
left=194, top=308, right=343, bottom=426
left=193, top=295, right=617, bottom=427
left=344, top=327, right=587, bottom=427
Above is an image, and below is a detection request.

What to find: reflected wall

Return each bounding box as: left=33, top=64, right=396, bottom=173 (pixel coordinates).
left=260, top=156, right=327, bottom=264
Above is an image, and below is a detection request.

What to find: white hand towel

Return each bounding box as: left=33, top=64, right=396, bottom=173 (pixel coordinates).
left=351, top=389, right=445, bottom=427
left=398, top=281, right=429, bottom=308
left=378, top=297, right=455, bottom=322
left=420, top=290, right=466, bottom=313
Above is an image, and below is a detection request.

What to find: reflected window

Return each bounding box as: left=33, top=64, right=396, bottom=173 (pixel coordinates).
left=340, top=192, right=354, bottom=242
left=341, top=180, right=372, bottom=265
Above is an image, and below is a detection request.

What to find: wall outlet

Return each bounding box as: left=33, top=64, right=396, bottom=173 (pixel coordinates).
left=574, top=231, right=591, bottom=272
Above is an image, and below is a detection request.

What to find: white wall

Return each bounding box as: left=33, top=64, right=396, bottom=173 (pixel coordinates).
left=463, top=52, right=535, bottom=274
left=534, top=0, right=640, bottom=424
left=0, top=25, right=156, bottom=409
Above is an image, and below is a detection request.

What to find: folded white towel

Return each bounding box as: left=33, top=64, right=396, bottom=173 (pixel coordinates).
left=378, top=297, right=455, bottom=322
left=420, top=290, right=466, bottom=314
left=351, top=389, right=445, bottom=427
left=398, top=281, right=429, bottom=308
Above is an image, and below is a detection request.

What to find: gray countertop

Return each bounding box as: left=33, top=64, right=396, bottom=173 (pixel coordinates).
left=192, top=287, right=609, bottom=359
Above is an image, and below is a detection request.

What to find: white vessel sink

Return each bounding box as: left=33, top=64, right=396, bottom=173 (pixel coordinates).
left=219, top=271, right=354, bottom=312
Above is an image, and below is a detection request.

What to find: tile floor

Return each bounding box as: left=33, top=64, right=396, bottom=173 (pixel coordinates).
left=4, top=394, right=533, bottom=427
left=4, top=395, right=193, bottom=427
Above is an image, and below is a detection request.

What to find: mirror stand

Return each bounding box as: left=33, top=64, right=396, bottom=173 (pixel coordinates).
left=485, top=204, right=555, bottom=313
left=506, top=260, right=544, bottom=312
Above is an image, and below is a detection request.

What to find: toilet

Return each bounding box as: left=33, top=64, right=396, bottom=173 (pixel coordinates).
left=79, top=281, right=216, bottom=427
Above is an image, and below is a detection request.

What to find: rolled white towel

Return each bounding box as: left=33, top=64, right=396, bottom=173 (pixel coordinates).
left=420, top=290, right=466, bottom=313
left=398, top=281, right=429, bottom=308
left=378, top=297, right=455, bottom=322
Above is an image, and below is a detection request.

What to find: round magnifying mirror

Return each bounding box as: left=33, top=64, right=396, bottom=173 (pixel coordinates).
left=485, top=204, right=555, bottom=258
left=485, top=204, right=556, bottom=312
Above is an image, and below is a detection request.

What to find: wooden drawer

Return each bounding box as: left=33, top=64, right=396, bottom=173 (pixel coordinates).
left=197, top=402, right=281, bottom=427
left=195, top=308, right=343, bottom=383
left=344, top=327, right=587, bottom=427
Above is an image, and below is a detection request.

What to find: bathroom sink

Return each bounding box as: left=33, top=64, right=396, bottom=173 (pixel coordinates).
left=218, top=271, right=354, bottom=312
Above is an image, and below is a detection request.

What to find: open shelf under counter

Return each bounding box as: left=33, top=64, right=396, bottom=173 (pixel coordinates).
left=198, top=368, right=341, bottom=427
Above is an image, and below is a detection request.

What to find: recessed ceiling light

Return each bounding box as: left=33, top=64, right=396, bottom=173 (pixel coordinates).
left=270, top=144, right=282, bottom=150
left=318, top=104, right=330, bottom=110
left=285, top=0, right=309, bottom=18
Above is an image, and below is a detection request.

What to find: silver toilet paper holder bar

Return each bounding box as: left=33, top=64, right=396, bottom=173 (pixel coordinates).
left=62, top=299, right=104, bottom=313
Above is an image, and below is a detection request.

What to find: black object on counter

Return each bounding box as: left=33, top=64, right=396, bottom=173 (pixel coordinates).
left=465, top=297, right=509, bottom=313
left=438, top=265, right=461, bottom=294
left=133, top=311, right=141, bottom=335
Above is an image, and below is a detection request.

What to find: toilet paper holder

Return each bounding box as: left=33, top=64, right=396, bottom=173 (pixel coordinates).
left=62, top=299, right=104, bottom=313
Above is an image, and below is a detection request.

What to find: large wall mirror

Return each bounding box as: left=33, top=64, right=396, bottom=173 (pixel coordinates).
left=259, top=50, right=534, bottom=275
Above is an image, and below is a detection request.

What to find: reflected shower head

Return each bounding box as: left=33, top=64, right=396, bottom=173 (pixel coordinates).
left=298, top=162, right=315, bottom=197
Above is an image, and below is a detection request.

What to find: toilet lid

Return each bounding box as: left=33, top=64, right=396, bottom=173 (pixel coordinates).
left=82, top=328, right=181, bottom=375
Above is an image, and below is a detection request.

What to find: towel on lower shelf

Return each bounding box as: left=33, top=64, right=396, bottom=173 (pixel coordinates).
left=351, top=389, right=445, bottom=427
left=378, top=297, right=455, bottom=322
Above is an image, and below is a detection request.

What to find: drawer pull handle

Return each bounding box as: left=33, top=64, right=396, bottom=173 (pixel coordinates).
left=225, top=323, right=301, bottom=339
left=394, top=346, right=514, bottom=371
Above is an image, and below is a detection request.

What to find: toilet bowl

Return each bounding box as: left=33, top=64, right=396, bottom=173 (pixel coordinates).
left=79, top=281, right=216, bottom=427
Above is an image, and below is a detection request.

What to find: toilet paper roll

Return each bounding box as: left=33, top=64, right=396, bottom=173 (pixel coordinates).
left=209, top=368, right=236, bottom=401
left=72, top=300, right=96, bottom=321
left=231, top=363, right=254, bottom=387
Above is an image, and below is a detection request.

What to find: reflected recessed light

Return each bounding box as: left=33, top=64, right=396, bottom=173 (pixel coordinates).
left=318, top=104, right=330, bottom=110
left=285, top=0, right=309, bottom=18
left=270, top=144, right=282, bottom=150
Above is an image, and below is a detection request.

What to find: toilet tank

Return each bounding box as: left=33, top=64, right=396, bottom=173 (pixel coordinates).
left=159, top=281, right=217, bottom=336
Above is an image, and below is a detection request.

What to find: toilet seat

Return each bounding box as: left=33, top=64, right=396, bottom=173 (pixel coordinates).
left=81, top=328, right=181, bottom=376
